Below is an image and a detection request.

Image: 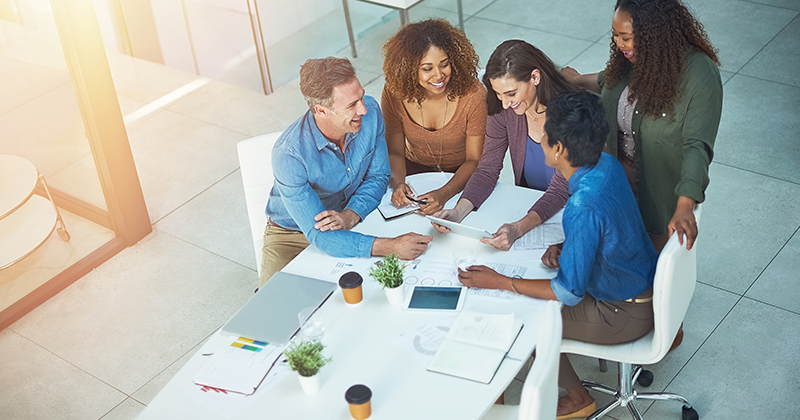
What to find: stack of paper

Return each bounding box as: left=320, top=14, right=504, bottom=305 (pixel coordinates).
left=427, top=311, right=523, bottom=384
left=194, top=337, right=286, bottom=395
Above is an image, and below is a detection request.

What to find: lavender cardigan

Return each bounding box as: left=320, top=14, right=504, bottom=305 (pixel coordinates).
left=461, top=107, right=570, bottom=222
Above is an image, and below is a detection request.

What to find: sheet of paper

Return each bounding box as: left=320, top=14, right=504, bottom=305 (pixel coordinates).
left=447, top=311, right=516, bottom=351
left=328, top=258, right=374, bottom=278
left=393, top=314, right=458, bottom=367
left=407, top=172, right=451, bottom=196
left=405, top=258, right=461, bottom=287
left=427, top=338, right=507, bottom=384
left=513, top=222, right=565, bottom=251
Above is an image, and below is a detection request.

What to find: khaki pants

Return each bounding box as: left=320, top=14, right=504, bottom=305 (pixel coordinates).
left=259, top=221, right=310, bottom=287
left=559, top=290, right=654, bottom=389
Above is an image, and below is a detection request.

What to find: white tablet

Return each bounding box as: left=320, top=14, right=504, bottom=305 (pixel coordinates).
left=426, top=216, right=493, bottom=240
left=403, top=286, right=467, bottom=311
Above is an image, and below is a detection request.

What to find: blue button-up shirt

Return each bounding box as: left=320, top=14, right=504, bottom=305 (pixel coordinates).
left=265, top=95, right=390, bottom=258
left=550, top=153, right=657, bottom=306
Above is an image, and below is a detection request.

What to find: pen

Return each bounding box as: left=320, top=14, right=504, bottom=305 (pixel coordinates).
left=405, top=194, right=427, bottom=205
left=406, top=184, right=427, bottom=205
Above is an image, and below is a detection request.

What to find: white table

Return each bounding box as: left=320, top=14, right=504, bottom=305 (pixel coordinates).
left=138, top=175, right=558, bottom=420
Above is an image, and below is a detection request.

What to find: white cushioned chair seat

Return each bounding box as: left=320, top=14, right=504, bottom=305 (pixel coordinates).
left=237, top=132, right=283, bottom=277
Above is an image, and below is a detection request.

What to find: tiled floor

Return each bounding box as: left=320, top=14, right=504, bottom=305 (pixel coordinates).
left=1, top=0, right=799, bottom=419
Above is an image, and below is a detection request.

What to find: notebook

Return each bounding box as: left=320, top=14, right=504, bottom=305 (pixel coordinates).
left=427, top=311, right=523, bottom=384
left=220, top=271, right=336, bottom=345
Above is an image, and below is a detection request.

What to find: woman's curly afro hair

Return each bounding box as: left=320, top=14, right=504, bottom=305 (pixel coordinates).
left=382, top=18, right=480, bottom=104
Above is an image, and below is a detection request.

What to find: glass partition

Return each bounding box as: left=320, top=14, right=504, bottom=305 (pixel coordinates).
left=0, top=0, right=150, bottom=328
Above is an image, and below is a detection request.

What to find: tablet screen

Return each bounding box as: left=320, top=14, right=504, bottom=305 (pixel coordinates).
left=407, top=286, right=463, bottom=310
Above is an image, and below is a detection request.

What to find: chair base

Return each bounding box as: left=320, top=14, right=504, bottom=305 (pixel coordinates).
left=582, top=363, right=699, bottom=420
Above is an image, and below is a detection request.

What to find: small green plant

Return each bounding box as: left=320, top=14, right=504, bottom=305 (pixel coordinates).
left=369, top=254, right=406, bottom=289
left=284, top=339, right=331, bottom=377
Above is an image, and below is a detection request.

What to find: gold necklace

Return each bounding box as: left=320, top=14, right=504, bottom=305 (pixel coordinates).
left=419, top=98, right=448, bottom=172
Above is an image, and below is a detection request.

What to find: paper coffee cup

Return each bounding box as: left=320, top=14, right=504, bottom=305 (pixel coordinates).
left=338, top=272, right=363, bottom=304
left=345, top=384, right=372, bottom=419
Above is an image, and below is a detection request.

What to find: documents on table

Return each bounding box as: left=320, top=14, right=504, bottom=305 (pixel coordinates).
left=194, top=336, right=286, bottom=395
left=404, top=257, right=529, bottom=300
left=393, top=313, right=459, bottom=367
left=513, top=222, right=565, bottom=251
left=427, top=311, right=523, bottom=384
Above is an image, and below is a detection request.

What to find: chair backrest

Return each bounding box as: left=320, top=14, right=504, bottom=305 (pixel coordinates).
left=649, top=205, right=703, bottom=362
left=518, top=300, right=562, bottom=420
left=237, top=132, right=283, bottom=277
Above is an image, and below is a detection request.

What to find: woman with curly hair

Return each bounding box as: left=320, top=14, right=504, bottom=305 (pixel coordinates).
left=563, top=0, right=722, bottom=254
left=381, top=19, right=486, bottom=215
left=432, top=40, right=575, bottom=251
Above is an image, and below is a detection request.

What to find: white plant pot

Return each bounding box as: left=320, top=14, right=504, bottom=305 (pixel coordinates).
left=297, top=373, right=320, bottom=395
left=384, top=283, right=405, bottom=307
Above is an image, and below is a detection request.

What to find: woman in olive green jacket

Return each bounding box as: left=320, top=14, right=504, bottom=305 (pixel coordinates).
left=563, top=0, right=722, bottom=254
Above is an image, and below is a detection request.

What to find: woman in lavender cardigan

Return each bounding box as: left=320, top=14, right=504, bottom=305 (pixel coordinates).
left=433, top=40, right=577, bottom=250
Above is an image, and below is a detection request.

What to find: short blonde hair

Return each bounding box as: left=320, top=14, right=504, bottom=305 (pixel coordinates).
left=299, top=57, right=357, bottom=110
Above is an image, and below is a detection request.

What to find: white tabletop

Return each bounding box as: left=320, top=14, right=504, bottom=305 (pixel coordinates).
left=138, top=174, right=559, bottom=420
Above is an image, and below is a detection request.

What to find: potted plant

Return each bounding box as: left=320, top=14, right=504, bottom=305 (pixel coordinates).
left=369, top=254, right=406, bottom=306
left=284, top=339, right=331, bottom=395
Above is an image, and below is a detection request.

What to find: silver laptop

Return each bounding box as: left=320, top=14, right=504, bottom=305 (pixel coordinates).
left=221, top=271, right=336, bottom=345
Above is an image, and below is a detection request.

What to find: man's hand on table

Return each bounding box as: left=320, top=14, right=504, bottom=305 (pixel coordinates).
left=372, top=232, right=433, bottom=260
left=457, top=265, right=507, bottom=289
left=314, top=209, right=360, bottom=231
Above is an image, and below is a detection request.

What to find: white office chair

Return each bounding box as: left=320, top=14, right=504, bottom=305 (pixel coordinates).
left=237, top=132, right=283, bottom=278
left=560, top=206, right=703, bottom=420
left=342, top=0, right=464, bottom=58
left=482, top=300, right=562, bottom=420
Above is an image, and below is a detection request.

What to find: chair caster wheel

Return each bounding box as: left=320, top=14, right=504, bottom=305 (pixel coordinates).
left=57, top=227, right=71, bottom=242
left=682, top=405, right=699, bottom=420
left=637, top=369, right=654, bottom=387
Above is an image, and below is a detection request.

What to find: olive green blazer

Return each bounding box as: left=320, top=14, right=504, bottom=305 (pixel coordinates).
left=598, top=51, right=723, bottom=235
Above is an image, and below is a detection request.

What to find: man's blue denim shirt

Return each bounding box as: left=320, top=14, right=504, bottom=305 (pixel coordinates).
left=265, top=95, right=390, bottom=258
left=551, top=153, right=657, bottom=306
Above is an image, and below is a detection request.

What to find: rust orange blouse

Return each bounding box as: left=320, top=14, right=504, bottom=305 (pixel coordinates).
left=381, top=81, right=487, bottom=172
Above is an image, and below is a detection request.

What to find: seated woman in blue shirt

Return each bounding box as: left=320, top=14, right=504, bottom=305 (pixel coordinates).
left=458, top=90, right=658, bottom=419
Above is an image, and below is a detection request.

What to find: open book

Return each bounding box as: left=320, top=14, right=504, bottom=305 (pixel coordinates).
left=377, top=172, right=452, bottom=220
left=427, top=311, right=523, bottom=384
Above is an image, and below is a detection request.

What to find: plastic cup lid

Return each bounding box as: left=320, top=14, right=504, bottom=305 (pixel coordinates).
left=345, top=384, right=372, bottom=405
left=339, top=271, right=363, bottom=289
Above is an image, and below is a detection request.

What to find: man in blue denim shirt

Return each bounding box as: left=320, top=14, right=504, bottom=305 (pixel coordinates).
left=457, top=91, right=657, bottom=418
left=261, top=57, right=432, bottom=286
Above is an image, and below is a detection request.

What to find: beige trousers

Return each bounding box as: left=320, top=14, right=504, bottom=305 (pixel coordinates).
left=259, top=221, right=310, bottom=287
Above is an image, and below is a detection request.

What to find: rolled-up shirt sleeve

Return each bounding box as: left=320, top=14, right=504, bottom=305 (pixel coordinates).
left=550, top=207, right=601, bottom=306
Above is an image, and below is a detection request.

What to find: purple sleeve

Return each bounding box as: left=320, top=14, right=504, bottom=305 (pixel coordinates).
left=461, top=112, right=508, bottom=209
left=461, top=113, right=508, bottom=210
left=529, top=169, right=570, bottom=222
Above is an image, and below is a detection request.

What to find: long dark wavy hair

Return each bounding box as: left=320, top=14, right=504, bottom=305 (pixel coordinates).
left=483, top=40, right=577, bottom=116
left=382, top=19, right=480, bottom=105
left=603, top=0, right=720, bottom=117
